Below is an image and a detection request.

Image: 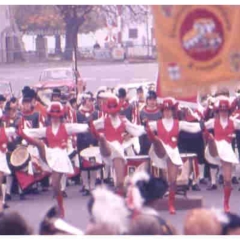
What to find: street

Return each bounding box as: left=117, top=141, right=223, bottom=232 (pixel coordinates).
left=1, top=61, right=240, bottom=235
left=5, top=183, right=240, bottom=234
left=0, top=61, right=158, bottom=96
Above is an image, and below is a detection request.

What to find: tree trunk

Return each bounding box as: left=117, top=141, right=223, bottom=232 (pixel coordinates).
left=55, top=34, right=61, bottom=55
left=64, top=22, right=79, bottom=61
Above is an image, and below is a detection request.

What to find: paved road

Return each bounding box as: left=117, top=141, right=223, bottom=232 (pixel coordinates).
left=0, top=62, right=158, bottom=96
left=5, top=183, right=240, bottom=234
left=1, top=61, right=240, bottom=234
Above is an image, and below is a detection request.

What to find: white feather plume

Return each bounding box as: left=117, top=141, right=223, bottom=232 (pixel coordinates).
left=54, top=219, right=84, bottom=235
left=131, top=171, right=150, bottom=185
left=126, top=171, right=150, bottom=210
left=210, top=208, right=229, bottom=224
left=91, top=186, right=130, bottom=234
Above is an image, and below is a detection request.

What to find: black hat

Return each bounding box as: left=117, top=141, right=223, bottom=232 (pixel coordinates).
left=137, top=86, right=143, bottom=93
left=28, top=89, right=36, bottom=99
left=22, top=90, right=33, bottom=103
left=22, top=86, right=31, bottom=96
left=69, top=98, right=77, bottom=105
left=118, top=88, right=127, bottom=98
left=0, top=94, right=6, bottom=102
left=4, top=101, right=11, bottom=111
left=146, top=90, right=157, bottom=100
left=52, top=88, right=61, bottom=96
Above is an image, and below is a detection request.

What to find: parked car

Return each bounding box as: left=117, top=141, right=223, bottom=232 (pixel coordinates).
left=33, top=67, right=86, bottom=106
left=0, top=81, right=13, bottom=99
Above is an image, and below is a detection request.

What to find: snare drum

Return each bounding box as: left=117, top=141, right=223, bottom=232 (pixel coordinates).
left=80, top=147, right=104, bottom=171
left=125, top=155, right=150, bottom=176
left=10, top=146, right=30, bottom=172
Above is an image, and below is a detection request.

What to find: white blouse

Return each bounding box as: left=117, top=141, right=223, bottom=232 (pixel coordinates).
left=23, top=122, right=89, bottom=139
left=148, top=118, right=201, bottom=133
left=93, top=115, right=145, bottom=137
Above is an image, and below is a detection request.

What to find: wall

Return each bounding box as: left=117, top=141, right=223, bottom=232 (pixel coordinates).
left=0, top=6, right=11, bottom=63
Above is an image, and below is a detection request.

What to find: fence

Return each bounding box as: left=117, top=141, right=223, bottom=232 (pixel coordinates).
left=0, top=45, right=157, bottom=64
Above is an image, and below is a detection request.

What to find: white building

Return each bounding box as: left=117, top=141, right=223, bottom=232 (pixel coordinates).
left=22, top=12, right=154, bottom=58
left=0, top=6, right=23, bottom=63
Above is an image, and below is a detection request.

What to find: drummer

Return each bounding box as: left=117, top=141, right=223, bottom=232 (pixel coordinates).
left=89, top=95, right=145, bottom=196
left=139, top=90, right=162, bottom=155
left=20, top=89, right=48, bottom=193
left=0, top=108, right=17, bottom=211
left=118, top=88, right=134, bottom=122
left=0, top=95, right=6, bottom=111
left=76, top=92, right=99, bottom=196
left=2, top=100, right=24, bottom=201
left=22, top=102, right=90, bottom=218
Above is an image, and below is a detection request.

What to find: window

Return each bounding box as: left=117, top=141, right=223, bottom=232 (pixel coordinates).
left=129, top=28, right=138, bottom=39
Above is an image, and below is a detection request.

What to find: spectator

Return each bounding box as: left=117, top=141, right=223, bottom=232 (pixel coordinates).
left=0, top=211, right=32, bottom=235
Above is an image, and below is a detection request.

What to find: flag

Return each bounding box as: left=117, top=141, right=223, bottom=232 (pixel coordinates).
left=152, top=6, right=240, bottom=101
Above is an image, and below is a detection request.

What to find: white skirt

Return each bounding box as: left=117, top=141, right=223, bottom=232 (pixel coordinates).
left=149, top=140, right=183, bottom=169
left=205, top=139, right=239, bottom=166
left=0, top=151, right=11, bottom=175
left=45, top=146, right=74, bottom=174
left=101, top=140, right=125, bottom=166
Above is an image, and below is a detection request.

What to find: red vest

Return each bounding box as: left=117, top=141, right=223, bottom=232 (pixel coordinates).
left=104, top=116, right=126, bottom=143
left=214, top=118, right=234, bottom=143
left=157, top=119, right=179, bottom=148
left=46, top=124, right=68, bottom=149
left=0, top=128, right=8, bottom=153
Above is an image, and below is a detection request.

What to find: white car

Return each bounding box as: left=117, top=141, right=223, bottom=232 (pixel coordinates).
left=39, top=67, right=77, bottom=82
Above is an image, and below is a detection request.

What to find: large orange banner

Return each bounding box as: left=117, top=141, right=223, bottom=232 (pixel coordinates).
left=152, top=6, right=240, bottom=100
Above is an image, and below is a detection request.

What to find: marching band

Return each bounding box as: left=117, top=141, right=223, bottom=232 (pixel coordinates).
left=1, top=84, right=240, bottom=218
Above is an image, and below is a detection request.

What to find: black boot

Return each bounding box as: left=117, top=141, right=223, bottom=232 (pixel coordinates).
left=82, top=189, right=90, bottom=196
left=207, top=184, right=217, bottom=190
left=62, top=191, right=68, bottom=198
left=232, top=176, right=239, bottom=185
left=192, top=184, right=201, bottom=191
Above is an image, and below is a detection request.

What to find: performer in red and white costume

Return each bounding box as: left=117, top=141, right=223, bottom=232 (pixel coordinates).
left=22, top=102, right=89, bottom=218
left=0, top=109, right=16, bottom=210
left=145, top=98, right=202, bottom=214
left=89, top=96, right=144, bottom=195
left=204, top=97, right=240, bottom=213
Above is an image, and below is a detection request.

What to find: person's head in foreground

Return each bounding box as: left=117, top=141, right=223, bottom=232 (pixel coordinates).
left=0, top=211, right=32, bottom=235
left=184, top=208, right=240, bottom=235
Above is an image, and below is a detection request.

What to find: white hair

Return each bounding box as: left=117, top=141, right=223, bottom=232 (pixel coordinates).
left=91, top=186, right=130, bottom=234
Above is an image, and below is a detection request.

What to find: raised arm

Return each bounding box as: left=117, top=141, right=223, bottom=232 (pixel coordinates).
left=204, top=119, right=214, bottom=130
left=93, top=117, right=104, bottom=130
left=148, top=121, right=157, bottom=132
left=179, top=121, right=202, bottom=133
left=123, top=119, right=146, bottom=137
left=65, top=123, right=89, bottom=135
left=23, top=127, right=47, bottom=138
left=233, top=118, right=240, bottom=130
left=5, top=127, right=16, bottom=138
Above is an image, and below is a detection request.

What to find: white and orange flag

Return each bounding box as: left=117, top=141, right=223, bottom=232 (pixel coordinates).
left=152, top=6, right=240, bottom=101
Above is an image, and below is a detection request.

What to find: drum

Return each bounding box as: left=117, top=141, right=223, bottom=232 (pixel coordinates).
left=177, top=153, right=198, bottom=186
left=10, top=146, right=30, bottom=172
left=125, top=155, right=150, bottom=176
left=80, top=147, right=104, bottom=171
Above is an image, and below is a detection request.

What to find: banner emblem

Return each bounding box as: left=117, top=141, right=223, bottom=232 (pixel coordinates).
left=180, top=9, right=224, bottom=61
